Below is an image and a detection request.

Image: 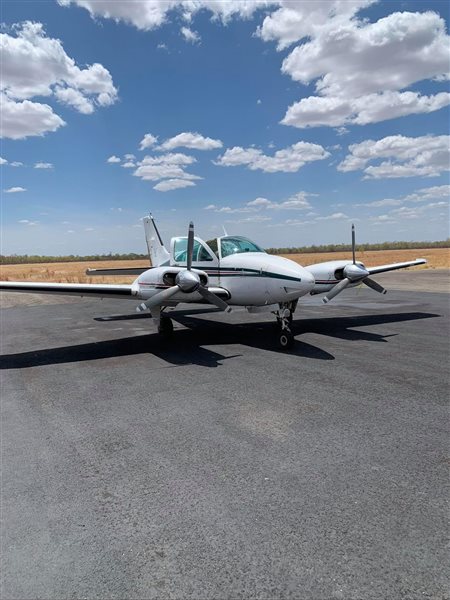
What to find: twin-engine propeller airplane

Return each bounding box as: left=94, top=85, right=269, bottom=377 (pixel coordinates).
left=1, top=215, right=426, bottom=349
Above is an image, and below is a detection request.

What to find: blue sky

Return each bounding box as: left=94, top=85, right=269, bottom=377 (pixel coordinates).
left=1, top=0, right=449, bottom=255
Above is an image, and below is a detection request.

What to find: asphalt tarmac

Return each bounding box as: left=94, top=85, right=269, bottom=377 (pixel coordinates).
left=1, top=270, right=449, bottom=599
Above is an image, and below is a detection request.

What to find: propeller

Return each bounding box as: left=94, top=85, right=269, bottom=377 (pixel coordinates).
left=323, top=224, right=386, bottom=303
left=363, top=277, right=387, bottom=294
left=137, top=221, right=231, bottom=313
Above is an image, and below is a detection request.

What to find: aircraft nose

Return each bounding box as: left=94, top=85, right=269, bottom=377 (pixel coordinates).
left=301, top=268, right=315, bottom=293
left=277, top=263, right=315, bottom=299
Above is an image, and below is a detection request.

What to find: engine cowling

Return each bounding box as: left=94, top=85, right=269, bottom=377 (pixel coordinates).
left=137, top=266, right=208, bottom=288
left=305, top=260, right=366, bottom=294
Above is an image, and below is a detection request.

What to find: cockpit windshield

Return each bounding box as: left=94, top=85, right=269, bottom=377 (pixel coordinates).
left=219, top=236, right=265, bottom=258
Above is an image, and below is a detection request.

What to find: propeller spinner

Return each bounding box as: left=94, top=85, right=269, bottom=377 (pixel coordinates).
left=137, top=222, right=231, bottom=313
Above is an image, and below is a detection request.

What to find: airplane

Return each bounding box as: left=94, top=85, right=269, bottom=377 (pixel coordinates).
left=0, top=215, right=426, bottom=349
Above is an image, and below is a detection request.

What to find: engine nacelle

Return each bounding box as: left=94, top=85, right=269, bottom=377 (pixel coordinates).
left=305, top=260, right=366, bottom=294
left=137, top=266, right=208, bottom=288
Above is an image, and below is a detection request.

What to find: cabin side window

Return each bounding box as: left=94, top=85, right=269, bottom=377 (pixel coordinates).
left=219, top=237, right=264, bottom=258
left=173, top=238, right=214, bottom=263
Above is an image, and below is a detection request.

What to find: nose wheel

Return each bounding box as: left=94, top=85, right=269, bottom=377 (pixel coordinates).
left=277, top=329, right=294, bottom=349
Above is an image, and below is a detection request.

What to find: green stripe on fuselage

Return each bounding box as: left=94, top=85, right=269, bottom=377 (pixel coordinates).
left=201, top=267, right=303, bottom=283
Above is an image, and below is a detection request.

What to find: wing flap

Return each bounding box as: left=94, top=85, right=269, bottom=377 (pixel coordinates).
left=367, top=258, right=427, bottom=275
left=0, top=281, right=135, bottom=299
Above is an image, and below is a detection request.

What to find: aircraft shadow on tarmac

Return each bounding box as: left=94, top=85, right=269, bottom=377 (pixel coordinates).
left=0, top=311, right=439, bottom=370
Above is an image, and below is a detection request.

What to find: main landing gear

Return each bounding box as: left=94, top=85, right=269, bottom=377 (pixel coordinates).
left=157, top=314, right=173, bottom=337
left=150, top=306, right=174, bottom=339
left=273, top=301, right=297, bottom=350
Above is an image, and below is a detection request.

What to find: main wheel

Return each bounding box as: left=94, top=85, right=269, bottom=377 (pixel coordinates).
left=158, top=316, right=174, bottom=337
left=277, top=330, right=294, bottom=350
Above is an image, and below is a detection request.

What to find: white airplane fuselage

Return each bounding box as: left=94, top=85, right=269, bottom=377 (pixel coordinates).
left=133, top=252, right=315, bottom=307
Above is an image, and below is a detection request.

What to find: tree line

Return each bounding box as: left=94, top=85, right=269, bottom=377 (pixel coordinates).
left=0, top=252, right=149, bottom=265
left=266, top=239, right=450, bottom=255
left=1, top=239, right=448, bottom=264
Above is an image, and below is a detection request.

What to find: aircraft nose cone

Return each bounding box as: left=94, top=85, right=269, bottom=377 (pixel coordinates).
left=302, top=269, right=315, bottom=292
left=280, top=264, right=315, bottom=298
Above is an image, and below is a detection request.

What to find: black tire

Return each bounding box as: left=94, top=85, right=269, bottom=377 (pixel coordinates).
left=277, top=330, right=294, bottom=350
left=158, top=316, right=174, bottom=337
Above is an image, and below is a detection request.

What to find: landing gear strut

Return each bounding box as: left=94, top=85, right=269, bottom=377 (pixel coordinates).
left=151, top=306, right=174, bottom=338
left=273, top=301, right=297, bottom=350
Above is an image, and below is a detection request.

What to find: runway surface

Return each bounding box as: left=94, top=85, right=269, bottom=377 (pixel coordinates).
left=1, top=270, right=449, bottom=599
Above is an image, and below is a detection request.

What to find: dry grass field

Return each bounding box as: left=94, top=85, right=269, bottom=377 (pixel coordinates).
left=284, top=247, right=449, bottom=269
left=0, top=248, right=448, bottom=285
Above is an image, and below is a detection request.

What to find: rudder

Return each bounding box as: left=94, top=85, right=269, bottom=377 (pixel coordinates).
left=143, top=215, right=170, bottom=267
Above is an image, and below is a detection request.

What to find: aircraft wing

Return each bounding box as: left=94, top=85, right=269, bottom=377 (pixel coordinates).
left=0, top=281, right=135, bottom=299
left=367, top=258, right=426, bottom=275
left=86, top=267, right=149, bottom=276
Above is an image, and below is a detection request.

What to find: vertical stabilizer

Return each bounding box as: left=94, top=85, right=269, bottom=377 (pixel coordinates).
left=143, top=215, right=170, bottom=267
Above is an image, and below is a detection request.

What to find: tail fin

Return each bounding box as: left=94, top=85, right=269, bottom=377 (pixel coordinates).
left=143, top=215, right=170, bottom=267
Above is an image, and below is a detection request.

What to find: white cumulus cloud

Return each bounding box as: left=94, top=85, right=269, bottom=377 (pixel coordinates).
left=159, top=132, right=223, bottom=151
left=214, top=142, right=329, bottom=173
left=132, top=152, right=202, bottom=188
left=180, top=27, right=200, bottom=44
left=316, top=212, right=349, bottom=220
left=257, top=1, right=373, bottom=50
left=107, top=155, right=121, bottom=163
left=0, top=93, right=65, bottom=140
left=355, top=184, right=450, bottom=208
left=4, top=186, right=27, bottom=193
left=280, top=10, right=450, bottom=128
left=139, top=133, right=158, bottom=150
left=153, top=178, right=196, bottom=192
left=208, top=191, right=314, bottom=214
left=338, top=134, right=450, bottom=179
left=34, top=162, right=53, bottom=169
left=0, top=21, right=117, bottom=138
left=282, top=91, right=450, bottom=129
left=57, top=1, right=277, bottom=31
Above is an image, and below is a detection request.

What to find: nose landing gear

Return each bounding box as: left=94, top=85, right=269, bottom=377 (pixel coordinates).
left=273, top=301, right=297, bottom=350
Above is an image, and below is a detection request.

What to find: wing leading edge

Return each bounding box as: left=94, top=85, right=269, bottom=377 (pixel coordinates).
left=367, top=258, right=427, bottom=275
left=0, top=281, right=135, bottom=299
left=85, top=267, right=149, bottom=276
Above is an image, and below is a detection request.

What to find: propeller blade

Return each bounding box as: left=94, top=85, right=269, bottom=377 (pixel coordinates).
left=363, top=277, right=387, bottom=294
left=351, top=223, right=356, bottom=265
left=187, top=221, right=194, bottom=271
left=198, top=286, right=232, bottom=312
left=323, top=278, right=350, bottom=304
left=137, top=285, right=180, bottom=312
